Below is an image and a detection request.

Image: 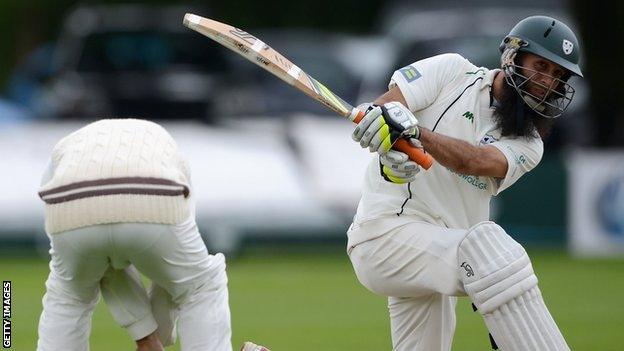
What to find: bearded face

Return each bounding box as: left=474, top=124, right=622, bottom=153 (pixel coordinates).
left=504, top=52, right=575, bottom=119
left=493, top=76, right=554, bottom=139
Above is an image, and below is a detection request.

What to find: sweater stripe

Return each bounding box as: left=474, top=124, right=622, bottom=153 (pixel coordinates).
left=39, top=177, right=190, bottom=204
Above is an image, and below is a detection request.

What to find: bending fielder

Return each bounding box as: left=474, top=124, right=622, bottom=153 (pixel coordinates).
left=348, top=16, right=581, bottom=350
left=36, top=119, right=235, bottom=351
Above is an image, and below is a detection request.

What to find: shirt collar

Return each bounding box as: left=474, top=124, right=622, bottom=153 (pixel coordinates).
left=481, top=68, right=501, bottom=90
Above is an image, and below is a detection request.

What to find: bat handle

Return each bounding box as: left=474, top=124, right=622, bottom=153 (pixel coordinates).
left=353, top=109, right=434, bottom=170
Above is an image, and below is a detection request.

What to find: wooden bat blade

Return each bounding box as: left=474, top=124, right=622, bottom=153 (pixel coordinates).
left=183, top=13, right=434, bottom=169
left=183, top=13, right=355, bottom=119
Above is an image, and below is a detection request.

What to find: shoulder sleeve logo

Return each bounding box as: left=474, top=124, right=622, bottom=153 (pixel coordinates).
left=399, top=65, right=422, bottom=83
left=562, top=39, right=574, bottom=55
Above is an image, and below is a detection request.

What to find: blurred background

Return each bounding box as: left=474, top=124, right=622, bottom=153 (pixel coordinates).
left=0, top=0, right=623, bottom=350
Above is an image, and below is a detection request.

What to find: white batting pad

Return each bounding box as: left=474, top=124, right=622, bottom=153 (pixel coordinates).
left=458, top=221, right=569, bottom=351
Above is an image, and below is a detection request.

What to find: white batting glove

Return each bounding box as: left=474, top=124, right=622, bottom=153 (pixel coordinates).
left=352, top=102, right=420, bottom=155
left=380, top=149, right=420, bottom=184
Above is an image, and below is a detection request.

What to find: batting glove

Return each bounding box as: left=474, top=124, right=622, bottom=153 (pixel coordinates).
left=379, top=149, right=420, bottom=184
left=352, top=102, right=420, bottom=155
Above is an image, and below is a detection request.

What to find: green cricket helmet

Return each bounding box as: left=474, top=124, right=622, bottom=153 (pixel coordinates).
left=500, top=15, right=583, bottom=118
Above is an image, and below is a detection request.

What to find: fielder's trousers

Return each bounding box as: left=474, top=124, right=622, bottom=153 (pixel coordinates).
left=36, top=216, right=232, bottom=351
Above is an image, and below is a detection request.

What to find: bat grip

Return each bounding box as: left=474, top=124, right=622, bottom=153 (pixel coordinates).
left=353, top=110, right=434, bottom=170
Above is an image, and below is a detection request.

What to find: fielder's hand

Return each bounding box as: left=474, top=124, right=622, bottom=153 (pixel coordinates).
left=352, top=102, right=420, bottom=155
left=380, top=149, right=420, bottom=184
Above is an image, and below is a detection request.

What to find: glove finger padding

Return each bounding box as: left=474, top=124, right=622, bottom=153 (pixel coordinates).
left=382, top=149, right=408, bottom=164
left=380, top=150, right=420, bottom=183
left=381, top=165, right=418, bottom=184
left=366, top=121, right=395, bottom=154
left=352, top=105, right=382, bottom=142
left=381, top=150, right=419, bottom=171
left=360, top=115, right=388, bottom=150
left=353, top=102, right=419, bottom=156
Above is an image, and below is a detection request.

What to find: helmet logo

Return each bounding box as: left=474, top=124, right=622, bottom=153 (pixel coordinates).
left=562, top=39, right=574, bottom=55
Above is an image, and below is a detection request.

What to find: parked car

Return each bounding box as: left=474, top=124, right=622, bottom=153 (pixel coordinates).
left=40, top=5, right=233, bottom=121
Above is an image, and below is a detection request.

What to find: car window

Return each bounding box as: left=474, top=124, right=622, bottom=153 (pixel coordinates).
left=77, top=31, right=229, bottom=73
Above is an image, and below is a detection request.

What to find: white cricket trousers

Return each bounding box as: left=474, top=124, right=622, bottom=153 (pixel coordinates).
left=347, top=218, right=468, bottom=351
left=36, top=216, right=232, bottom=351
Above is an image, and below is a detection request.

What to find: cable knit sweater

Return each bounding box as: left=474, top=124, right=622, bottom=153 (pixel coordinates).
left=38, top=119, right=191, bottom=234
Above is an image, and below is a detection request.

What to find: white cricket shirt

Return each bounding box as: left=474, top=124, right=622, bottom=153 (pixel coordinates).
left=351, top=54, right=543, bottom=242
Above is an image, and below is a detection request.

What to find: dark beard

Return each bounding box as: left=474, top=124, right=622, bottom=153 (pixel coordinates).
left=493, top=80, right=555, bottom=139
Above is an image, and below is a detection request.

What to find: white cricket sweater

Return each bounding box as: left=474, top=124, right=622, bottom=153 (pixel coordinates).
left=39, top=119, right=191, bottom=234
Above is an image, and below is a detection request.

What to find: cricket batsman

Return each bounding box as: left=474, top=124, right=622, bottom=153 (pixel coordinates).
left=348, top=15, right=582, bottom=350
left=36, top=119, right=233, bottom=350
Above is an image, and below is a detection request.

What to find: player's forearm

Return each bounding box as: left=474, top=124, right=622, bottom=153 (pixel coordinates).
left=418, top=128, right=484, bottom=175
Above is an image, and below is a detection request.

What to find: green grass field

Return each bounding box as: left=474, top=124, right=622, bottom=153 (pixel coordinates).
left=3, top=247, right=624, bottom=350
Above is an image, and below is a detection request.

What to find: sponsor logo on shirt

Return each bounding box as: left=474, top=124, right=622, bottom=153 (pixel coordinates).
left=505, top=145, right=527, bottom=165
left=399, top=65, right=422, bottom=82
left=447, top=168, right=488, bottom=190
left=480, top=134, right=498, bottom=145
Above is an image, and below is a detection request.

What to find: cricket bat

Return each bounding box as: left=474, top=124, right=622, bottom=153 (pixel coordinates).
left=183, top=13, right=434, bottom=169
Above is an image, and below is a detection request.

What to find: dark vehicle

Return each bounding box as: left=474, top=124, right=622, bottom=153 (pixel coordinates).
left=44, top=5, right=231, bottom=121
